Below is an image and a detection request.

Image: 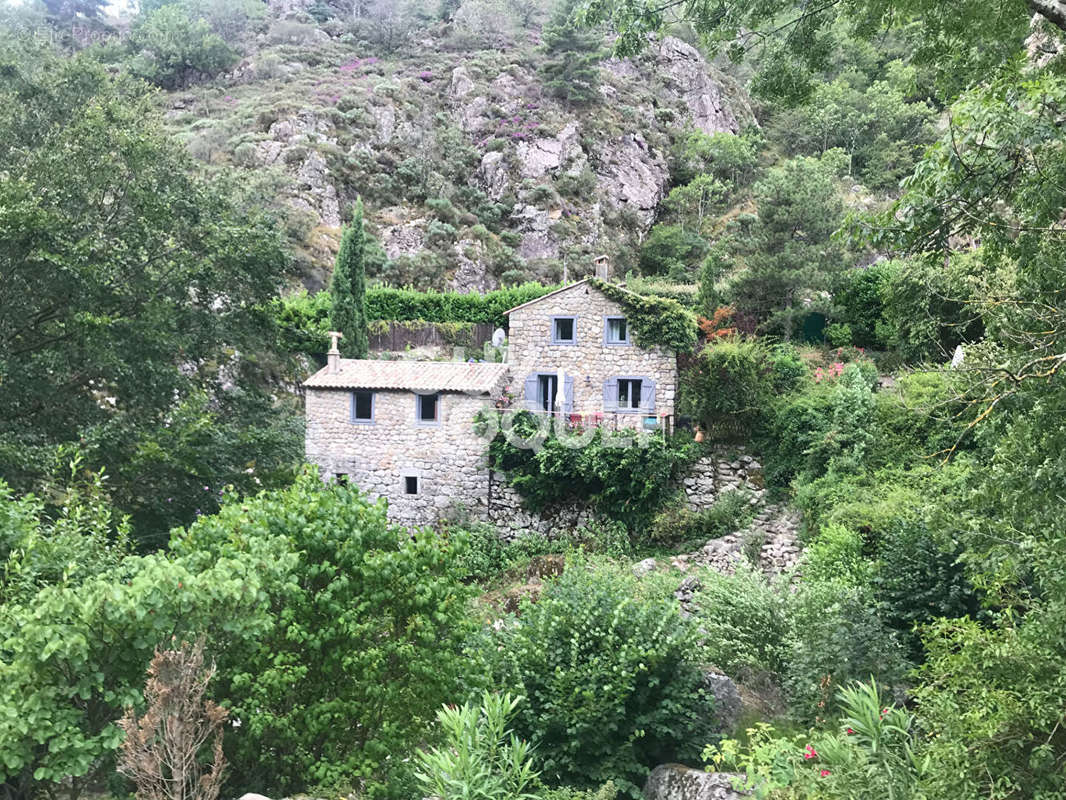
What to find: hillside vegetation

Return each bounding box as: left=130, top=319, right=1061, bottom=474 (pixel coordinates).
left=2, top=0, right=1066, bottom=799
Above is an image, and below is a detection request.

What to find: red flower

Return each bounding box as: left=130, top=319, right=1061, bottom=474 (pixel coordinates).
left=820, top=769, right=831, bottom=777
left=846, top=727, right=854, bottom=734
left=804, top=744, right=818, bottom=760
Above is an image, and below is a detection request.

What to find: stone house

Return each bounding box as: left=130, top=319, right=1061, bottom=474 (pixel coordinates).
left=303, top=279, right=679, bottom=524
left=304, top=354, right=509, bottom=525
left=505, top=279, right=677, bottom=429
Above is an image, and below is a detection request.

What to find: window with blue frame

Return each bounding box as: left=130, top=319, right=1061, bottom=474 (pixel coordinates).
left=351, top=390, right=374, bottom=423
left=604, top=316, right=630, bottom=345
left=551, top=316, right=577, bottom=344
left=416, top=392, right=440, bottom=424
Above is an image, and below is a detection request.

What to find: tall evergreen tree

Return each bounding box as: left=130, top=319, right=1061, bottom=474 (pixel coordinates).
left=330, top=200, right=370, bottom=359
left=541, top=0, right=604, bottom=105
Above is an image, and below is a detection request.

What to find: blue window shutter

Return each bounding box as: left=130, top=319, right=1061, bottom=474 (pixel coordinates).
left=564, top=375, right=575, bottom=413
left=640, top=378, right=656, bottom=411
left=524, top=373, right=539, bottom=410
left=603, top=378, right=618, bottom=411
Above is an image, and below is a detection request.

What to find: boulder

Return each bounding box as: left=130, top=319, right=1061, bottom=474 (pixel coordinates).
left=633, top=557, right=658, bottom=577
left=644, top=764, right=748, bottom=800
left=701, top=669, right=742, bottom=731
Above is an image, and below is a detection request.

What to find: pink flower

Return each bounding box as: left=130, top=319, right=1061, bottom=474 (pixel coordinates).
left=804, top=744, right=818, bottom=760
left=820, top=769, right=831, bottom=777
left=846, top=727, right=854, bottom=734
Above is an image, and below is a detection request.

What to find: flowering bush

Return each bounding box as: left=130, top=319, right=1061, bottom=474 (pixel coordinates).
left=704, top=680, right=924, bottom=799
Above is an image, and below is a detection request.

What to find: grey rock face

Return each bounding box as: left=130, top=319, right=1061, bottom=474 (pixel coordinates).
left=381, top=218, right=427, bottom=260
left=656, top=37, right=739, bottom=135
left=598, top=133, right=668, bottom=223
left=478, top=151, right=510, bottom=200
left=644, top=765, right=748, bottom=800
left=450, top=65, right=476, bottom=97
left=516, top=122, right=583, bottom=178
left=701, top=669, right=743, bottom=731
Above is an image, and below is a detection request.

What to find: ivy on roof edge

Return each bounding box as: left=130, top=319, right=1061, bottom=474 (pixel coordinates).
left=588, top=278, right=698, bottom=353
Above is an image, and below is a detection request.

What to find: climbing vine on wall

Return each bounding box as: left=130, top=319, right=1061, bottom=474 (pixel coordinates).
left=588, top=278, right=698, bottom=353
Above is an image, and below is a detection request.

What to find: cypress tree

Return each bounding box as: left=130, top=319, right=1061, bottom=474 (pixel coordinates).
left=330, top=199, right=369, bottom=359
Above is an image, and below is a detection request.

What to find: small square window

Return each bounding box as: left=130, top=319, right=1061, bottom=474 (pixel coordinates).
left=351, top=390, right=374, bottom=422
left=405, top=475, right=419, bottom=494
left=617, top=378, right=643, bottom=410
left=551, top=316, right=576, bottom=344
left=416, top=393, right=439, bottom=424
left=605, top=316, right=629, bottom=345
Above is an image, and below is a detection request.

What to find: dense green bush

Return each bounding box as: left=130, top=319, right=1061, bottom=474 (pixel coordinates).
left=785, top=580, right=909, bottom=721
left=414, top=693, right=539, bottom=800
left=833, top=261, right=899, bottom=349
left=488, top=415, right=700, bottom=532
left=170, top=475, right=476, bottom=796
left=647, top=490, right=755, bottom=550
left=637, top=223, right=709, bottom=278
left=127, top=4, right=239, bottom=89
left=874, top=519, right=976, bottom=660
left=488, top=563, right=716, bottom=794
left=680, top=337, right=775, bottom=440
left=692, top=567, right=791, bottom=680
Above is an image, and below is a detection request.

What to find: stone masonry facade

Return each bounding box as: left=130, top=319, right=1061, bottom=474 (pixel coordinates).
left=304, top=280, right=679, bottom=527
left=304, top=384, right=502, bottom=526
left=506, top=281, right=678, bottom=429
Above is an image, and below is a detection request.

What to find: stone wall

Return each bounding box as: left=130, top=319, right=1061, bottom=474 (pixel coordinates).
left=305, top=386, right=498, bottom=526
left=682, top=448, right=766, bottom=510
left=507, top=282, right=678, bottom=429
left=487, top=471, right=595, bottom=540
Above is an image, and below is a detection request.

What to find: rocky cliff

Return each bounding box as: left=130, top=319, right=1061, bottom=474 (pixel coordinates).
left=163, top=8, right=752, bottom=291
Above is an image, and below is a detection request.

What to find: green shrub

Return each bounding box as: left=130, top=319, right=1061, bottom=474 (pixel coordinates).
left=706, top=680, right=924, bottom=799
left=874, top=519, right=976, bottom=660
left=767, top=343, right=809, bottom=393
left=414, top=692, right=539, bottom=800
left=754, top=386, right=835, bottom=489
left=802, top=523, right=872, bottom=587
left=833, top=262, right=899, bottom=349
left=824, top=322, right=853, bottom=347
left=637, top=223, right=709, bottom=278
left=647, top=490, right=755, bottom=550
left=679, top=337, right=775, bottom=440
left=489, top=563, right=716, bottom=794
left=171, top=474, right=475, bottom=795
left=127, top=4, right=239, bottom=89
left=692, top=567, right=791, bottom=679
left=785, top=580, right=909, bottom=722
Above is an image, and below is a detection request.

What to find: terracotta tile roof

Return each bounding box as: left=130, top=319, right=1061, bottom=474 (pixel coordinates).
left=303, top=359, right=509, bottom=393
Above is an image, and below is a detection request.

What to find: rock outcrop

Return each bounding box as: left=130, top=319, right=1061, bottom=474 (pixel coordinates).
left=644, top=765, right=749, bottom=800
left=655, top=37, right=740, bottom=135
left=163, top=16, right=750, bottom=291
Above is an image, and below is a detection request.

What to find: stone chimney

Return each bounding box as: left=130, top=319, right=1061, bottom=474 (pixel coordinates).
left=594, top=254, right=609, bottom=280
left=327, top=331, right=343, bottom=373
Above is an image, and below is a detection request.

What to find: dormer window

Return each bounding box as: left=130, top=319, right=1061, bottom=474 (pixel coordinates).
left=551, top=316, right=577, bottom=345
left=605, top=316, right=630, bottom=345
